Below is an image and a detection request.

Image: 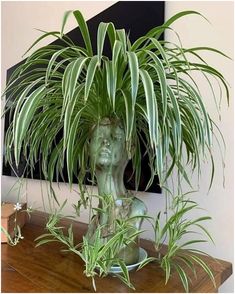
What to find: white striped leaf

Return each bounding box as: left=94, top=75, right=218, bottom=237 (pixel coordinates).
left=146, top=50, right=167, bottom=123
left=73, top=10, right=93, bottom=56
left=63, top=84, right=84, bottom=151
left=105, top=60, right=114, bottom=106
left=139, top=69, right=158, bottom=149
left=127, top=52, right=139, bottom=108
left=60, top=10, right=72, bottom=37
left=167, top=85, right=182, bottom=156
left=12, top=78, right=43, bottom=141
left=66, top=107, right=85, bottom=186
left=84, top=55, right=99, bottom=101
left=116, top=29, right=127, bottom=55
left=61, top=57, right=88, bottom=117
left=14, top=85, right=46, bottom=165
left=46, top=47, right=71, bottom=83
left=97, top=22, right=109, bottom=64
left=121, top=89, right=134, bottom=146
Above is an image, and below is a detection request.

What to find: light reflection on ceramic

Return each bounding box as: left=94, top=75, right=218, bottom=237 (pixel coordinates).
left=109, top=248, right=147, bottom=274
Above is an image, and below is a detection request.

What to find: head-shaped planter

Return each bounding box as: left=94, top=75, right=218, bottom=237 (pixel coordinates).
left=89, top=117, right=129, bottom=198
left=90, top=117, right=128, bottom=171
left=88, top=117, right=147, bottom=265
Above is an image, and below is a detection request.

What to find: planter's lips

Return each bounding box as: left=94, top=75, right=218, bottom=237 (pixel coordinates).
left=99, top=148, right=111, bottom=156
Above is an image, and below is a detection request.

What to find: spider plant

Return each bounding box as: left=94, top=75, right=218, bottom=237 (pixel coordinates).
left=2, top=9, right=230, bottom=292
left=155, top=198, right=215, bottom=292
left=137, top=195, right=216, bottom=292
left=35, top=199, right=141, bottom=291
left=3, top=10, right=229, bottom=192
left=35, top=193, right=216, bottom=292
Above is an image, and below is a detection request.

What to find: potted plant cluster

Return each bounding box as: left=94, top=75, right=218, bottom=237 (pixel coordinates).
left=2, top=9, right=230, bottom=292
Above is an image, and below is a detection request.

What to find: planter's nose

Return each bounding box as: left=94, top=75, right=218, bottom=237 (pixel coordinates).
left=102, top=139, right=110, bottom=146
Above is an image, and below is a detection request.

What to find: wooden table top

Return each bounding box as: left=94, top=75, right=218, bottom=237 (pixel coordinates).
left=1, top=211, right=233, bottom=293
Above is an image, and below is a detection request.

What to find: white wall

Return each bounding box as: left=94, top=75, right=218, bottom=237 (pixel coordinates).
left=164, top=3, right=234, bottom=293
left=1, top=1, right=233, bottom=293
left=1, top=1, right=116, bottom=87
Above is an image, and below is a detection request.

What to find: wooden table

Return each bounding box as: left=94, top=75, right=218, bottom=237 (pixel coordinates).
left=1, top=211, right=232, bottom=293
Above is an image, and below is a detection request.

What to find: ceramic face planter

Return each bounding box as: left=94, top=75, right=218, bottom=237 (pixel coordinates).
left=89, top=118, right=128, bottom=171
left=87, top=118, right=147, bottom=265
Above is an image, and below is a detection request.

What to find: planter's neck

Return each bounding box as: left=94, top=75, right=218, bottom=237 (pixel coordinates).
left=95, top=164, right=127, bottom=199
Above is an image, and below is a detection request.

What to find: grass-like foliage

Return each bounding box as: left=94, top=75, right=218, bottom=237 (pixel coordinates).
left=36, top=196, right=216, bottom=292
left=136, top=196, right=216, bottom=292
left=2, top=9, right=230, bottom=292
left=35, top=199, right=141, bottom=290
left=3, top=10, right=230, bottom=192
left=154, top=197, right=215, bottom=292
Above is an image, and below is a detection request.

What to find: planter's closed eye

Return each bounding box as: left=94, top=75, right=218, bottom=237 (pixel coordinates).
left=113, top=135, right=123, bottom=141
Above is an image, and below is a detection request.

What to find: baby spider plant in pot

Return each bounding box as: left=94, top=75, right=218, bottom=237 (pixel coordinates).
left=2, top=9, right=230, bottom=292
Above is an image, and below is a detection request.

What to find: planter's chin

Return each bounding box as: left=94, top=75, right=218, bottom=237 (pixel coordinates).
left=96, top=154, right=112, bottom=167
left=96, top=151, right=124, bottom=169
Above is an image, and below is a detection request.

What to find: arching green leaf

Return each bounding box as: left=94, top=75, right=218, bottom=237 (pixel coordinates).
left=14, top=85, right=46, bottom=165
left=73, top=10, right=93, bottom=56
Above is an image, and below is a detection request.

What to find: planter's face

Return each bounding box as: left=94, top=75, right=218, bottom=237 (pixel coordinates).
left=90, top=121, right=127, bottom=169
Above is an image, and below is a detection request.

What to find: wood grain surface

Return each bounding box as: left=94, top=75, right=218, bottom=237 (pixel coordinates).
left=1, top=210, right=232, bottom=293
